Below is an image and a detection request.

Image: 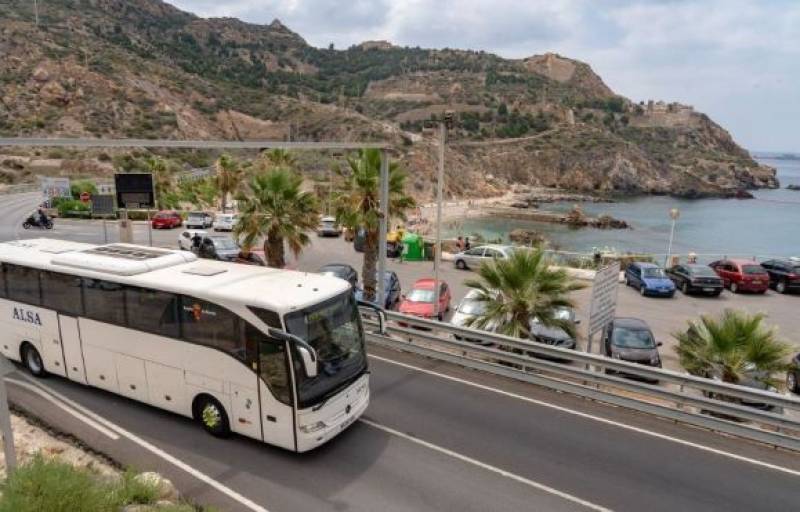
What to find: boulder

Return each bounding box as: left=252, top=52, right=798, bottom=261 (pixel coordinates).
left=592, top=214, right=629, bottom=229
left=509, top=228, right=545, bottom=245
left=787, top=184, right=800, bottom=191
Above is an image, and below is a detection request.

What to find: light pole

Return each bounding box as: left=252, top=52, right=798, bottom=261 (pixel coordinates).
left=433, top=111, right=454, bottom=319
left=665, top=208, right=680, bottom=267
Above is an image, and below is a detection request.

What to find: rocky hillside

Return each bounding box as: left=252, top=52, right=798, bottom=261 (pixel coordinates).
left=0, top=0, right=777, bottom=198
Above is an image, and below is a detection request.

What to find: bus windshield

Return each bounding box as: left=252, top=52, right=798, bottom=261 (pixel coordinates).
left=285, top=292, right=367, bottom=408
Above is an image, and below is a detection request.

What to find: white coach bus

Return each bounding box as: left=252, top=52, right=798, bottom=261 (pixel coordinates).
left=0, top=239, right=382, bottom=452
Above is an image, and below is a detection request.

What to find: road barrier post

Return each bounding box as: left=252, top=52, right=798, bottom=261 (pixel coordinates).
left=0, top=356, right=17, bottom=473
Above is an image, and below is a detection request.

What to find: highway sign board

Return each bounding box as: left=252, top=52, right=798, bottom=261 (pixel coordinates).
left=91, top=194, right=115, bottom=215
left=588, top=262, right=620, bottom=336
left=115, top=173, right=154, bottom=209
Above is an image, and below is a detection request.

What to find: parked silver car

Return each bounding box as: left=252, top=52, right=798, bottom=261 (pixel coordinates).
left=454, top=245, right=515, bottom=270
left=450, top=289, right=497, bottom=344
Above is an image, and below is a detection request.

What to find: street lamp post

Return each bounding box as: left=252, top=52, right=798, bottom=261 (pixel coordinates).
left=665, top=208, right=680, bottom=267
left=433, top=111, right=454, bottom=319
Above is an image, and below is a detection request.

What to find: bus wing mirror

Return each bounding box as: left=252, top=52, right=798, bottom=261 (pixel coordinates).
left=358, top=300, right=387, bottom=335
left=268, top=328, right=319, bottom=378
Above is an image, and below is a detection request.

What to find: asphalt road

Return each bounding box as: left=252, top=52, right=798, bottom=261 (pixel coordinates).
left=3, top=193, right=800, bottom=511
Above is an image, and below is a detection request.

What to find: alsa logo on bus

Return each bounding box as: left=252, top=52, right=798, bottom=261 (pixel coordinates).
left=12, top=307, right=42, bottom=327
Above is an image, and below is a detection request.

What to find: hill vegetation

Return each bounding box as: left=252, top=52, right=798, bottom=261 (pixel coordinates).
left=0, top=0, right=777, bottom=199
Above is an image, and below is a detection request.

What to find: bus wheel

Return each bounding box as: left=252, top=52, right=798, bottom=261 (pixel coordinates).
left=22, top=343, right=46, bottom=377
left=195, top=396, right=230, bottom=437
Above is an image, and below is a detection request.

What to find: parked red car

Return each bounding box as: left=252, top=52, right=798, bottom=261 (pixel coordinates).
left=151, top=211, right=183, bottom=229
left=709, top=259, right=769, bottom=294
left=398, top=278, right=452, bottom=321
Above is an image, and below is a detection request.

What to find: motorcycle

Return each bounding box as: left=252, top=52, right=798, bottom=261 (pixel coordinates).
left=22, top=216, right=54, bottom=230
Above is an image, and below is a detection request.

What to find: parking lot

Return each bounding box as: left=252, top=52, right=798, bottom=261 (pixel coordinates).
left=11, top=217, right=800, bottom=373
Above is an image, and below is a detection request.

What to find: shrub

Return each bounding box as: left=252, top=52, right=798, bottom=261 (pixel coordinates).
left=56, top=199, right=91, bottom=217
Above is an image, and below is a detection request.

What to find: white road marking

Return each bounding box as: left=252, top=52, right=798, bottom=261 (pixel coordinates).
left=361, top=418, right=612, bottom=512
left=5, top=378, right=119, bottom=440
left=17, top=374, right=270, bottom=512
left=369, top=354, right=800, bottom=478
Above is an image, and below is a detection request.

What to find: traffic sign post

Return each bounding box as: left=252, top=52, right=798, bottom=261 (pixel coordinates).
left=586, top=262, right=621, bottom=355
left=0, top=356, right=17, bottom=473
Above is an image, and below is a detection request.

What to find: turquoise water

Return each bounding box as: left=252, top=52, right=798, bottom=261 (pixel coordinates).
left=446, top=158, right=800, bottom=258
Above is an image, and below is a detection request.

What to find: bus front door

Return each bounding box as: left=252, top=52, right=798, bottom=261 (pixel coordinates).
left=258, top=339, right=296, bottom=451
left=57, top=315, right=87, bottom=384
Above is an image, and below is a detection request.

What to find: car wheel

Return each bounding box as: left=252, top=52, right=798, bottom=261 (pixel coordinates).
left=787, top=372, right=798, bottom=393
left=456, top=259, right=466, bottom=270
left=22, top=344, right=46, bottom=377
left=437, top=313, right=444, bottom=322
left=624, top=275, right=630, bottom=286
left=730, top=282, right=739, bottom=294
left=194, top=396, right=230, bottom=437
left=681, top=282, right=689, bottom=294
left=639, top=285, right=646, bottom=296
left=776, top=280, right=788, bottom=294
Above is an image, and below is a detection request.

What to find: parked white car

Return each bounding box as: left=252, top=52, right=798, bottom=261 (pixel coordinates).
left=213, top=213, right=238, bottom=232
left=450, top=289, right=497, bottom=344
left=178, top=229, right=207, bottom=251
left=454, top=244, right=515, bottom=270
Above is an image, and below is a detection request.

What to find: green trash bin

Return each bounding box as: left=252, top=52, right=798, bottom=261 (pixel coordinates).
left=401, top=232, right=424, bottom=261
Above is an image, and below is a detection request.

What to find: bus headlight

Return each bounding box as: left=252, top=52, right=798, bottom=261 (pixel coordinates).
left=299, top=421, right=327, bottom=434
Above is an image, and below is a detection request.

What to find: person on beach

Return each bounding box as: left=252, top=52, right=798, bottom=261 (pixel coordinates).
left=456, top=236, right=464, bottom=252
left=465, top=237, right=471, bottom=251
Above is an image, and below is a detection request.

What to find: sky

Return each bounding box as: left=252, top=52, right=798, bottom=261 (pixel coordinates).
left=170, top=0, right=799, bottom=153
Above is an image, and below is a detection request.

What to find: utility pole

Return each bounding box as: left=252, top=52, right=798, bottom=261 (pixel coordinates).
left=33, top=0, right=39, bottom=26
left=664, top=208, right=680, bottom=267
left=433, top=111, right=454, bottom=319
left=377, top=150, right=389, bottom=307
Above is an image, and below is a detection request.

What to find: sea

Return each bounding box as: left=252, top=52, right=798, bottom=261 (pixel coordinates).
left=445, top=157, right=800, bottom=259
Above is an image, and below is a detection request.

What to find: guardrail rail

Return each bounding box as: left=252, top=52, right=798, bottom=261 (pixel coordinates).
left=361, top=309, right=800, bottom=452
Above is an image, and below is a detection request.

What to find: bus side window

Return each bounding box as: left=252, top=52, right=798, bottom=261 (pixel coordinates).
left=125, top=287, right=180, bottom=339
left=180, top=296, right=243, bottom=358
left=82, top=278, right=126, bottom=326
left=0, top=263, right=6, bottom=298
left=253, top=331, right=292, bottom=406
left=41, top=271, right=83, bottom=316
left=5, top=264, right=42, bottom=306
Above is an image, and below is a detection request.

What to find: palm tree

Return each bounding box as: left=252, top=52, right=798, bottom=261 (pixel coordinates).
left=674, top=310, right=790, bottom=387
left=464, top=248, right=584, bottom=339
left=234, top=168, right=319, bottom=268
left=143, top=156, right=172, bottom=209
left=214, top=154, right=244, bottom=211
left=262, top=148, right=297, bottom=169
left=333, top=149, right=415, bottom=301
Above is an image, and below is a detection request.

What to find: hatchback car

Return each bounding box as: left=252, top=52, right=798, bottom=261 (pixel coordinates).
left=787, top=353, right=800, bottom=395
left=317, top=216, right=342, bottom=237
left=603, top=317, right=662, bottom=370
left=151, top=210, right=182, bottom=229
left=197, top=235, right=239, bottom=261
left=178, top=229, right=207, bottom=251
left=186, top=211, right=214, bottom=229
left=709, top=259, right=769, bottom=294
left=624, top=262, right=675, bottom=297
left=666, top=263, right=724, bottom=296
left=454, top=245, right=514, bottom=270
left=355, top=270, right=402, bottom=309
left=318, top=263, right=358, bottom=288
left=450, top=289, right=496, bottom=344
left=760, top=259, right=800, bottom=294
left=213, top=213, right=238, bottom=232
left=398, top=278, right=451, bottom=321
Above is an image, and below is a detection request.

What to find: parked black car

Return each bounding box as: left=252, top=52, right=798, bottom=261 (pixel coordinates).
left=788, top=353, right=800, bottom=395
left=666, top=263, right=724, bottom=296
left=760, top=259, right=800, bottom=294
left=318, top=263, right=358, bottom=288
left=355, top=270, right=402, bottom=309
left=603, top=318, right=662, bottom=382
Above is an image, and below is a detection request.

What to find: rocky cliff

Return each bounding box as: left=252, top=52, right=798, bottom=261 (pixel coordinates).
left=0, top=0, right=777, bottom=199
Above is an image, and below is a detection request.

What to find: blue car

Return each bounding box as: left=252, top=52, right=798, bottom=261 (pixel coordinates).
left=625, top=262, right=675, bottom=297
left=354, top=270, right=402, bottom=309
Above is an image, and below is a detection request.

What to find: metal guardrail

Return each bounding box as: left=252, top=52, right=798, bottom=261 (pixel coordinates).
left=361, top=309, right=800, bottom=452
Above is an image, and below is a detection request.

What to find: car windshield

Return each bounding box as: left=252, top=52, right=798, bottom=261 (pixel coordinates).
left=321, top=266, right=348, bottom=278
left=612, top=327, right=656, bottom=349
left=407, top=288, right=435, bottom=303
left=212, top=238, right=237, bottom=250
left=285, top=292, right=366, bottom=408
left=690, top=266, right=718, bottom=277
left=458, top=298, right=486, bottom=315
left=742, top=265, right=765, bottom=275
left=643, top=268, right=666, bottom=278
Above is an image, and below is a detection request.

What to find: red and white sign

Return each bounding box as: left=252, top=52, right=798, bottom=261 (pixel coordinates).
left=79, top=192, right=91, bottom=203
